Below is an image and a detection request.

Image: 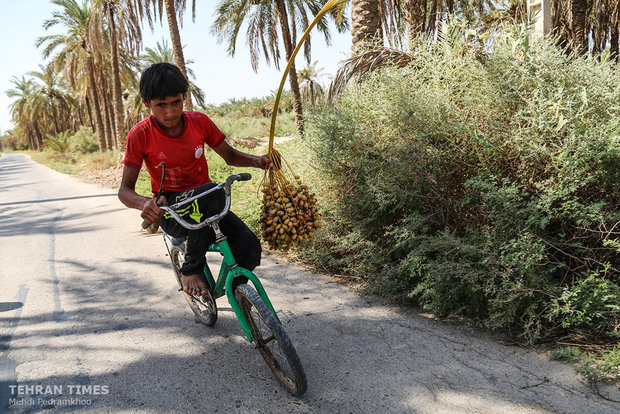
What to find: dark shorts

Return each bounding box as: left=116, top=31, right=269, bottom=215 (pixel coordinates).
left=159, top=183, right=261, bottom=276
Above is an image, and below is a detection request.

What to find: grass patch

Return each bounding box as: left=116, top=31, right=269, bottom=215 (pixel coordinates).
left=212, top=112, right=296, bottom=138
left=552, top=346, right=620, bottom=386
left=135, top=167, right=153, bottom=197
left=79, top=151, right=119, bottom=170
left=31, top=151, right=80, bottom=174
left=30, top=149, right=119, bottom=174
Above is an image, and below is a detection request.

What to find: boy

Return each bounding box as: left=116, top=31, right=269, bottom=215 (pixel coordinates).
left=118, top=63, right=272, bottom=297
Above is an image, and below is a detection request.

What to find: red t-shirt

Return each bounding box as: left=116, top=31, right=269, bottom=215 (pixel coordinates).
left=124, top=111, right=226, bottom=195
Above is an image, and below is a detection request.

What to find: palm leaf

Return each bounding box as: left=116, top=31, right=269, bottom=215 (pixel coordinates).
left=327, top=47, right=414, bottom=102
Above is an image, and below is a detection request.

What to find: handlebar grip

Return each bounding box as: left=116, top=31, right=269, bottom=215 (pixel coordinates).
left=238, top=173, right=252, bottom=181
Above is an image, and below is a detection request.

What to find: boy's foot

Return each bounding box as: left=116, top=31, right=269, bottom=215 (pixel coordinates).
left=181, top=274, right=209, bottom=296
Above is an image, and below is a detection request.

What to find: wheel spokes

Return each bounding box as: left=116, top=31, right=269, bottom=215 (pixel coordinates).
left=189, top=294, right=215, bottom=312
left=249, top=305, right=295, bottom=382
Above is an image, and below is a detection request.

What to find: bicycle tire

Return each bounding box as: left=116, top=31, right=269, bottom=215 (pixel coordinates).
left=235, top=283, right=307, bottom=396
left=170, top=244, right=218, bottom=326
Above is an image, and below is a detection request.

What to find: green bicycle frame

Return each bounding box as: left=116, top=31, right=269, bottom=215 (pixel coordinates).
left=202, top=237, right=281, bottom=341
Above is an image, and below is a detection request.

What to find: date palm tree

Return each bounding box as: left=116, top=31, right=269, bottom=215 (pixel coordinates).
left=212, top=0, right=348, bottom=137
left=139, top=38, right=206, bottom=108
left=6, top=76, right=44, bottom=150
left=298, top=61, right=325, bottom=106
left=90, top=0, right=143, bottom=150
left=28, top=64, right=78, bottom=135
left=36, top=0, right=108, bottom=152
left=138, top=0, right=197, bottom=109
left=142, top=38, right=175, bottom=63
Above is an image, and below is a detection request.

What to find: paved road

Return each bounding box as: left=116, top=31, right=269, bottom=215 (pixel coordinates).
left=1, top=153, right=619, bottom=414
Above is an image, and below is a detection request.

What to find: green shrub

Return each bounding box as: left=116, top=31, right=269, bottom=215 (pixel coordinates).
left=304, top=22, right=620, bottom=345
left=577, top=346, right=620, bottom=385
left=43, top=131, right=71, bottom=154
left=551, top=270, right=620, bottom=336
left=69, top=126, right=99, bottom=153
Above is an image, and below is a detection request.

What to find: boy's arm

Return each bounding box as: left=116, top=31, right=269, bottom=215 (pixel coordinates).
left=118, top=165, right=166, bottom=224
left=212, top=140, right=273, bottom=169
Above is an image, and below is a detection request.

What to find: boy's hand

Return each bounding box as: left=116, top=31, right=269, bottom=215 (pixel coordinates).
left=255, top=154, right=275, bottom=170
left=141, top=195, right=168, bottom=224
left=255, top=151, right=281, bottom=170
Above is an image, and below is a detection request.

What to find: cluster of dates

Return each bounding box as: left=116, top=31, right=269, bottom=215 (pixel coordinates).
left=259, top=176, right=320, bottom=250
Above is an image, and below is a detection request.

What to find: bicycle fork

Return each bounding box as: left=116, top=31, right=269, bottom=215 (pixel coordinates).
left=204, top=241, right=281, bottom=342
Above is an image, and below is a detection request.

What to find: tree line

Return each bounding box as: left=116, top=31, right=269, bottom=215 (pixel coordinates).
left=5, top=0, right=619, bottom=154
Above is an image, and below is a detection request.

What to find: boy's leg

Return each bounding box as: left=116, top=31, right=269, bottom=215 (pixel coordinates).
left=219, top=211, right=262, bottom=271
left=160, top=184, right=220, bottom=296
left=161, top=183, right=261, bottom=293
left=218, top=211, right=262, bottom=290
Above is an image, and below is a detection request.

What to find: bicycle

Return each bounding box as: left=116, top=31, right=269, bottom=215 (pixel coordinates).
left=156, top=172, right=307, bottom=396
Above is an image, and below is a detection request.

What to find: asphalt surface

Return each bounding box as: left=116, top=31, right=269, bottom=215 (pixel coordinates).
left=1, top=152, right=619, bottom=414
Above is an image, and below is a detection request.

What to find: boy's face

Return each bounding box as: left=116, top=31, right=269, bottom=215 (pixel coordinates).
left=143, top=94, right=185, bottom=130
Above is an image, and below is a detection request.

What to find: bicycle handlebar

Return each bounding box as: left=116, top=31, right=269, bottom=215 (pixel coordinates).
left=153, top=173, right=252, bottom=231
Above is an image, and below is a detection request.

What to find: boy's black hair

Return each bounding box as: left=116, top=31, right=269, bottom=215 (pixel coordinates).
left=139, top=62, right=189, bottom=101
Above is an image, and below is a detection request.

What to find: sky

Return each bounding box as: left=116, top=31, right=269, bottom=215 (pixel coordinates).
left=0, top=0, right=352, bottom=134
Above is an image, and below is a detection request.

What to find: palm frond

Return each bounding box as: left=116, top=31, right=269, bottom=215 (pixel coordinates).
left=328, top=47, right=414, bottom=102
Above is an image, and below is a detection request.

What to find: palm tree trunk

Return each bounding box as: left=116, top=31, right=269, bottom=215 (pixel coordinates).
left=165, top=0, right=194, bottom=110
left=94, top=89, right=109, bottom=152
left=427, top=0, right=443, bottom=40
left=611, top=0, right=620, bottom=61
left=32, top=121, right=43, bottom=151
left=52, top=105, right=61, bottom=135
left=572, top=0, right=589, bottom=53
left=106, top=6, right=124, bottom=151
left=26, top=125, right=36, bottom=151
left=98, top=71, right=113, bottom=151
left=402, top=0, right=426, bottom=49
left=27, top=133, right=35, bottom=151
left=351, top=0, right=382, bottom=52
left=102, top=85, right=115, bottom=151
left=111, top=42, right=124, bottom=150
left=87, top=58, right=107, bottom=152
left=85, top=95, right=95, bottom=131
left=102, top=72, right=116, bottom=143
left=275, top=0, right=304, bottom=137
left=76, top=100, right=86, bottom=128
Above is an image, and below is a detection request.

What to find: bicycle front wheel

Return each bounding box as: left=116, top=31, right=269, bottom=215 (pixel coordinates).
left=170, top=244, right=217, bottom=326
left=235, top=284, right=307, bottom=396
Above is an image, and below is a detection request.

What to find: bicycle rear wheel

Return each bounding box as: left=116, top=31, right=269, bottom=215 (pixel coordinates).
left=170, top=244, right=218, bottom=326
left=235, top=283, right=307, bottom=396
